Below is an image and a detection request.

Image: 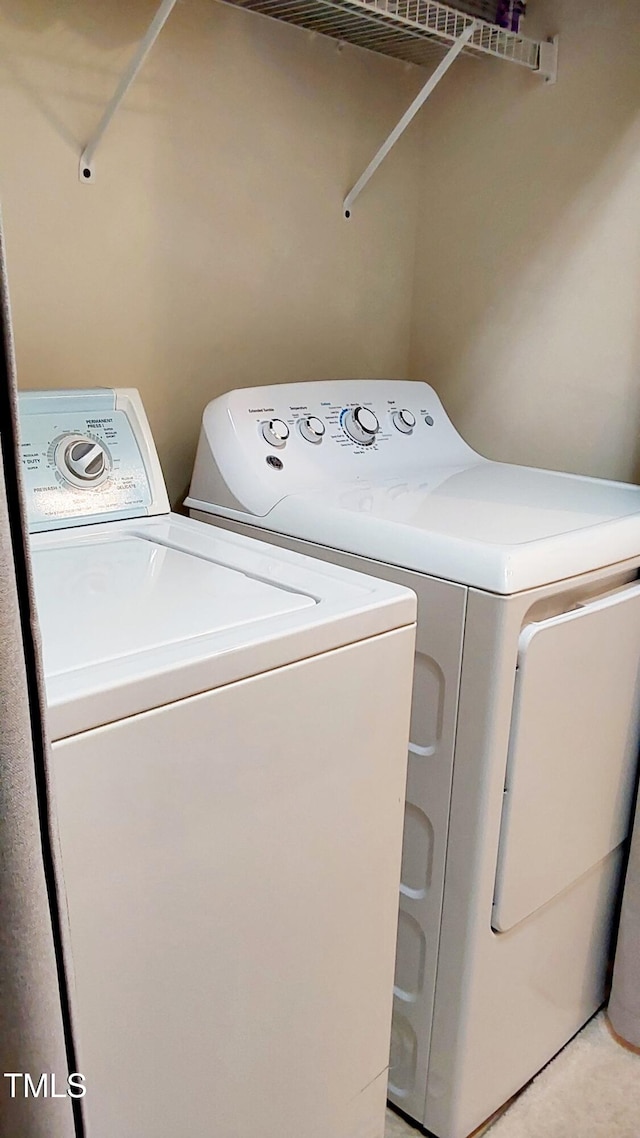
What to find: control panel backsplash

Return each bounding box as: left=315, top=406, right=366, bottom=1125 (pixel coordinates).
left=19, top=389, right=169, bottom=531
left=189, top=380, right=480, bottom=518
left=241, top=383, right=459, bottom=458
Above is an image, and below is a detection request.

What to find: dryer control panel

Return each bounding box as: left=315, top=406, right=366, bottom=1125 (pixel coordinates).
left=233, top=384, right=443, bottom=457
left=19, top=389, right=170, bottom=532
left=187, top=379, right=480, bottom=518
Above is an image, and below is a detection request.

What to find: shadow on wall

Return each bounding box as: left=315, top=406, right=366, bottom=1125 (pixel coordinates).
left=0, top=0, right=423, bottom=506
left=0, top=0, right=160, bottom=47
left=0, top=0, right=169, bottom=151
left=408, top=0, right=640, bottom=483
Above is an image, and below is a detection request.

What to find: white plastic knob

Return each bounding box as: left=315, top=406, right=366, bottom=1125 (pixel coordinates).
left=55, top=435, right=111, bottom=487
left=343, top=406, right=379, bottom=445
left=299, top=416, right=325, bottom=444
left=66, top=440, right=107, bottom=479
left=261, top=419, right=290, bottom=447
left=392, top=409, right=416, bottom=434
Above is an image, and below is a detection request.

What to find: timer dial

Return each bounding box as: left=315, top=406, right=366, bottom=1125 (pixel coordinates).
left=343, top=406, right=379, bottom=446
left=299, top=416, right=325, bottom=444
left=55, top=435, right=111, bottom=487
left=261, top=419, right=290, bottom=448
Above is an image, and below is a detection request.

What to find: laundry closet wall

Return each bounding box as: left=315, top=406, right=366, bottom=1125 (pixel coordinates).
left=409, top=0, right=640, bottom=483
left=0, top=0, right=422, bottom=505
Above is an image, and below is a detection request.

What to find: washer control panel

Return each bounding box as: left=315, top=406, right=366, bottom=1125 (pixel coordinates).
left=19, top=388, right=170, bottom=532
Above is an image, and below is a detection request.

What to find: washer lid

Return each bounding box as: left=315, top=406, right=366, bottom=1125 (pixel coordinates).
left=34, top=537, right=314, bottom=677
left=31, top=515, right=415, bottom=739
left=263, top=461, right=640, bottom=593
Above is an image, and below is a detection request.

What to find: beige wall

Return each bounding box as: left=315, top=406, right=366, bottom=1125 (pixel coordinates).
left=0, top=0, right=423, bottom=504
left=409, top=0, right=640, bottom=482
left=2, top=0, right=640, bottom=499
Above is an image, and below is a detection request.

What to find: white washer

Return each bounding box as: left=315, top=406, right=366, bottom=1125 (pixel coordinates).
left=20, top=387, right=416, bottom=1138
left=186, top=379, right=640, bottom=1138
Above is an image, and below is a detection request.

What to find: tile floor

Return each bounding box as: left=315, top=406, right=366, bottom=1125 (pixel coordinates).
left=385, top=1108, right=497, bottom=1137
left=385, top=1107, right=418, bottom=1136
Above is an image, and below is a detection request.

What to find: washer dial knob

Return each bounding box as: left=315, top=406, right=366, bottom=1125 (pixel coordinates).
left=56, top=435, right=111, bottom=487
left=261, top=419, right=290, bottom=448
left=299, top=416, right=325, bottom=444
left=343, top=406, right=379, bottom=445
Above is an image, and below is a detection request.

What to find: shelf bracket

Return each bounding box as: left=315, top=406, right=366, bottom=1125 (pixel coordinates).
left=343, top=19, right=477, bottom=218
left=537, top=35, right=559, bottom=84
left=79, top=0, right=179, bottom=183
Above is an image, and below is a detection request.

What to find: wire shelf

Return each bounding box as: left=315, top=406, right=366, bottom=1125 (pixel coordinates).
left=78, top=0, right=555, bottom=187
left=220, top=0, right=544, bottom=71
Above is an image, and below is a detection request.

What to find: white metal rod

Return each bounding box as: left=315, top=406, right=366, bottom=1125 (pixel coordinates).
left=343, top=19, right=477, bottom=216
left=80, top=0, right=179, bottom=180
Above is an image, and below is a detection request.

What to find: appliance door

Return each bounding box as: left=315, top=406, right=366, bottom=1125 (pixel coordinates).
left=493, top=581, right=640, bottom=932
left=51, top=629, right=413, bottom=1138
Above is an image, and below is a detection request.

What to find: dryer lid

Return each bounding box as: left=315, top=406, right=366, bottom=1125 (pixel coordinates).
left=318, top=462, right=640, bottom=543
left=265, top=461, right=640, bottom=593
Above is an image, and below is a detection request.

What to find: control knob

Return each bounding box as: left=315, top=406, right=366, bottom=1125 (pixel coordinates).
left=343, top=406, right=379, bottom=446
left=392, top=409, right=416, bottom=434
left=298, top=416, right=325, bottom=444
left=261, top=419, right=290, bottom=448
left=56, top=435, right=110, bottom=486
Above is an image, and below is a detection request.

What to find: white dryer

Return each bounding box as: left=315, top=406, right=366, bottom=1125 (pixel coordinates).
left=19, top=387, right=416, bottom=1138
left=186, top=379, right=640, bottom=1138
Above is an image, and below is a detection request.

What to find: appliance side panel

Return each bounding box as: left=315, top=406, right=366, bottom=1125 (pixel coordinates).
left=52, top=629, right=414, bottom=1138
left=186, top=513, right=468, bottom=1122
left=388, top=575, right=466, bottom=1120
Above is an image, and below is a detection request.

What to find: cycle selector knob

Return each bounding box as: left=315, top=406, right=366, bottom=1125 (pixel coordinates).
left=261, top=419, right=290, bottom=448
left=343, top=406, right=379, bottom=445
left=56, top=435, right=110, bottom=487
left=298, top=416, right=325, bottom=444
left=392, top=408, right=416, bottom=434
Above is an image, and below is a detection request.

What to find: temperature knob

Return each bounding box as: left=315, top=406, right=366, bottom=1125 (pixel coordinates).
left=261, top=419, right=290, bottom=448
left=56, top=435, right=110, bottom=487
left=343, top=406, right=379, bottom=446
left=298, top=416, right=325, bottom=444
left=392, top=409, right=416, bottom=434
